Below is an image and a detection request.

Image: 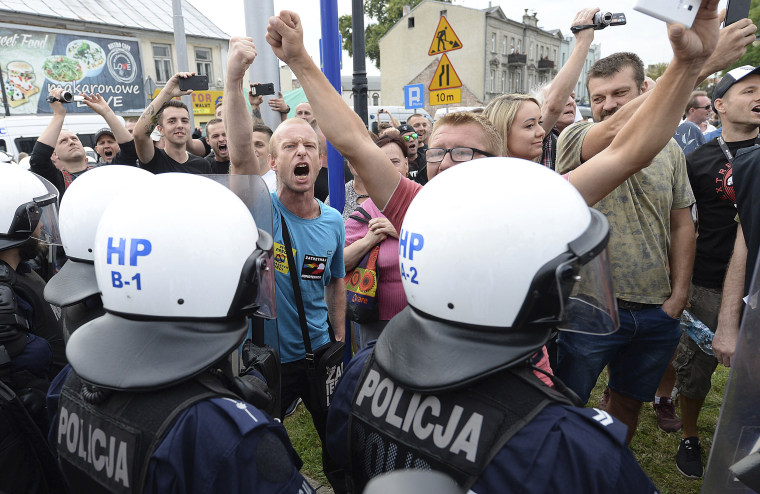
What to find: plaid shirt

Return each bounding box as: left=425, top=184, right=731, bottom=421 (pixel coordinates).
left=540, top=127, right=560, bottom=171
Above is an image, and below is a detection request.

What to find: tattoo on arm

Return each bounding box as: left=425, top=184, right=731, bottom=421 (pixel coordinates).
left=140, top=105, right=158, bottom=137
left=252, top=107, right=263, bottom=124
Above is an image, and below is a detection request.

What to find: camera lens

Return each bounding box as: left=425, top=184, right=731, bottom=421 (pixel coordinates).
left=60, top=91, right=74, bottom=103
left=601, top=12, right=613, bottom=23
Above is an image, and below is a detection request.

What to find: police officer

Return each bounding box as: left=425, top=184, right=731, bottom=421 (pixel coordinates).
left=47, top=173, right=315, bottom=493
left=0, top=162, right=67, bottom=493
left=44, top=165, right=155, bottom=339
left=325, top=160, right=659, bottom=493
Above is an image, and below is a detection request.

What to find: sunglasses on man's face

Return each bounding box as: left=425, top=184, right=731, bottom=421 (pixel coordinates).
left=402, top=133, right=418, bottom=142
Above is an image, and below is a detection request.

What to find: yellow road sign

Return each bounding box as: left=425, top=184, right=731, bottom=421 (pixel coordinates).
left=430, top=88, right=461, bottom=106
left=429, top=54, right=462, bottom=91
left=428, top=16, right=463, bottom=56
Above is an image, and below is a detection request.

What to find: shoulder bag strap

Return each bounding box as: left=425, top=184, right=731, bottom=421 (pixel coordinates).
left=279, top=216, right=315, bottom=366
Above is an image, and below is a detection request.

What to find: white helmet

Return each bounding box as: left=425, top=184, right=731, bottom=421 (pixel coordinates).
left=0, top=163, right=61, bottom=252
left=45, top=165, right=155, bottom=307
left=375, top=158, right=617, bottom=389
left=66, top=173, right=274, bottom=389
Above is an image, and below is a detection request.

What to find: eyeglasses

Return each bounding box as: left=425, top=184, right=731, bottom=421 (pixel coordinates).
left=402, top=133, right=418, bottom=142
left=695, top=105, right=712, bottom=111
left=426, top=147, right=494, bottom=163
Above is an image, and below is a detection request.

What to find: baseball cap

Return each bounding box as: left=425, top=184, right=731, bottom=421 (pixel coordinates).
left=397, top=124, right=415, bottom=134
left=712, top=66, right=760, bottom=109
left=94, top=127, right=114, bottom=144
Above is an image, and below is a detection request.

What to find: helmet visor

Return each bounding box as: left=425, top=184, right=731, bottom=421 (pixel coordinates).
left=555, top=246, right=619, bottom=335
left=7, top=192, right=62, bottom=246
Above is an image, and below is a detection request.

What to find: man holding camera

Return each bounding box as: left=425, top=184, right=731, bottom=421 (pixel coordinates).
left=133, top=72, right=213, bottom=174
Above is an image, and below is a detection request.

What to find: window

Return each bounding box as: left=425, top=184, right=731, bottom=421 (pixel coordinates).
left=510, top=37, right=515, bottom=52
left=195, top=47, right=212, bottom=78
left=490, top=70, right=495, bottom=92
left=529, top=43, right=533, bottom=59
left=408, top=17, right=415, bottom=28
left=517, top=39, right=521, bottom=53
left=540, top=46, right=544, bottom=59
left=153, top=44, right=173, bottom=84
left=372, top=93, right=379, bottom=105
left=553, top=49, right=557, bottom=63
left=502, top=36, right=507, bottom=55
left=491, top=33, right=496, bottom=53
left=501, top=71, right=506, bottom=92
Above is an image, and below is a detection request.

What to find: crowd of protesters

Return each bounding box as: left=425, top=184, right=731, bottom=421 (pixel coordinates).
left=2, top=1, right=760, bottom=492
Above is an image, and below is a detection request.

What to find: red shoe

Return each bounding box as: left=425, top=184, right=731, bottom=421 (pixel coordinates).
left=653, top=398, right=682, bottom=432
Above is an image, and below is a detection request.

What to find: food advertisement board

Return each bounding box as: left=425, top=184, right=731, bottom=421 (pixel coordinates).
left=0, top=25, right=144, bottom=114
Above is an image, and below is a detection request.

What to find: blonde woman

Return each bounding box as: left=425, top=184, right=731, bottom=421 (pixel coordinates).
left=483, top=93, right=546, bottom=161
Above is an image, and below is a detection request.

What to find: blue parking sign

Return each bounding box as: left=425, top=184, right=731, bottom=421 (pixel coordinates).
left=404, top=84, right=425, bottom=109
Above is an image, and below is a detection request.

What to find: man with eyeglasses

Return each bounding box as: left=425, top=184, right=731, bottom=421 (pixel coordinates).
left=397, top=124, right=427, bottom=185
left=686, top=91, right=716, bottom=134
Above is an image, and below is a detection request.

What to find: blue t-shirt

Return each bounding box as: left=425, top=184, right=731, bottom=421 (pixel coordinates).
left=47, top=365, right=314, bottom=494
left=326, top=347, right=659, bottom=494
left=674, top=121, right=706, bottom=155
left=264, top=193, right=345, bottom=363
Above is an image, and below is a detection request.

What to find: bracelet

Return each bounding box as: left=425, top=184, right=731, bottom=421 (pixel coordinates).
left=280, top=105, right=290, bottom=114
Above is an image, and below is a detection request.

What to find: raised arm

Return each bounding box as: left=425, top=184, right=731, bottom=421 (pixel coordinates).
left=570, top=0, right=721, bottom=206
left=267, top=12, right=400, bottom=209
left=224, top=37, right=259, bottom=175
left=38, top=88, right=67, bottom=148
left=577, top=14, right=755, bottom=163
left=81, top=93, right=132, bottom=144
left=540, top=8, right=598, bottom=134
left=268, top=92, right=290, bottom=123
left=134, top=72, right=194, bottom=164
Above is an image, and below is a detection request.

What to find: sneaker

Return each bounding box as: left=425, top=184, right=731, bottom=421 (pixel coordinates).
left=598, top=387, right=610, bottom=411
left=284, top=397, right=302, bottom=417
left=676, top=437, right=703, bottom=478
left=654, top=397, right=682, bottom=432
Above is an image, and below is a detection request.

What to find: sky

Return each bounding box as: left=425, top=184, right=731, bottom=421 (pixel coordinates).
left=186, top=0, right=732, bottom=75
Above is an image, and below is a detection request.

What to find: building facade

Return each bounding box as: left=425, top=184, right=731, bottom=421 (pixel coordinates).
left=0, top=0, right=228, bottom=125
left=379, top=1, right=601, bottom=117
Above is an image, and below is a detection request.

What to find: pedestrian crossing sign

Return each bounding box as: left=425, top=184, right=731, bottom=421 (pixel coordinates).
left=428, top=16, right=463, bottom=56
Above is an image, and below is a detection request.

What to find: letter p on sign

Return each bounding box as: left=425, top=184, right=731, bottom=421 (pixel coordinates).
left=405, top=84, right=425, bottom=110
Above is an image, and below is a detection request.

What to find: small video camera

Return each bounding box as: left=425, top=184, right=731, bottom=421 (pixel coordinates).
left=250, top=83, right=275, bottom=96
left=593, top=12, right=627, bottom=30
left=46, top=91, right=84, bottom=104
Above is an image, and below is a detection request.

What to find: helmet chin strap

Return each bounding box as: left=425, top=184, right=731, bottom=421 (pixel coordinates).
left=529, top=363, right=584, bottom=407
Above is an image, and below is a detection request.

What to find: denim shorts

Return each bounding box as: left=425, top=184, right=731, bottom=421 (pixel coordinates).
left=556, top=306, right=682, bottom=403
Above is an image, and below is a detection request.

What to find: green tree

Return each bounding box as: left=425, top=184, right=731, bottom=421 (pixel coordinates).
left=730, top=0, right=760, bottom=70
left=646, top=62, right=668, bottom=81
left=339, top=0, right=452, bottom=69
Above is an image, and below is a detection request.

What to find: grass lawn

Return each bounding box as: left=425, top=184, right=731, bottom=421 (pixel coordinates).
left=284, top=364, right=731, bottom=491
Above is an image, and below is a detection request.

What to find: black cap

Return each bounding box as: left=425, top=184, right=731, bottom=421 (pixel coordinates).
left=397, top=124, right=415, bottom=134
left=713, top=65, right=760, bottom=110
left=94, top=127, right=114, bottom=144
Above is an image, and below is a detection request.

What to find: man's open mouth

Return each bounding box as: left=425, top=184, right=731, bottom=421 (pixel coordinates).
left=295, top=163, right=309, bottom=176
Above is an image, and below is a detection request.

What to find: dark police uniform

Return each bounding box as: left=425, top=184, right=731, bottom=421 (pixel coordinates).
left=48, top=365, right=315, bottom=494
left=327, top=346, right=659, bottom=494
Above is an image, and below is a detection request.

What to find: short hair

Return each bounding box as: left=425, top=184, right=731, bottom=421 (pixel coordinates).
left=214, top=102, right=223, bottom=111
left=204, top=118, right=223, bottom=137
left=586, top=52, right=645, bottom=90
left=252, top=123, right=273, bottom=138
left=374, top=134, right=408, bottom=158
left=685, top=90, right=709, bottom=114
left=157, top=100, right=189, bottom=126
left=407, top=113, right=430, bottom=124
left=483, top=94, right=541, bottom=157
left=430, top=112, right=503, bottom=157
left=269, top=118, right=317, bottom=158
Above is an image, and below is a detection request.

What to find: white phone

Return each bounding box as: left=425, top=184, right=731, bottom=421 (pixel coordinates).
left=633, top=0, right=702, bottom=29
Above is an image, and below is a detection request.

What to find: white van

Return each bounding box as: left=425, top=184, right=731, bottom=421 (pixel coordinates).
left=0, top=113, right=124, bottom=161
left=433, top=106, right=484, bottom=122
left=367, top=106, right=431, bottom=133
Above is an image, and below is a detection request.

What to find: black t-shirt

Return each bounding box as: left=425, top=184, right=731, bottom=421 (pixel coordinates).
left=314, top=167, right=329, bottom=202
left=731, top=142, right=760, bottom=293
left=139, top=148, right=213, bottom=175
left=97, top=139, right=139, bottom=167
left=686, top=137, right=756, bottom=288
left=29, top=141, right=87, bottom=197
left=205, top=155, right=230, bottom=174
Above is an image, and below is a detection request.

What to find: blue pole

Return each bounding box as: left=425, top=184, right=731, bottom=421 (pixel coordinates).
left=320, top=0, right=345, bottom=217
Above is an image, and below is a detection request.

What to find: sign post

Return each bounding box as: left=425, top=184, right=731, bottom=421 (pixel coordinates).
left=427, top=16, right=463, bottom=108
